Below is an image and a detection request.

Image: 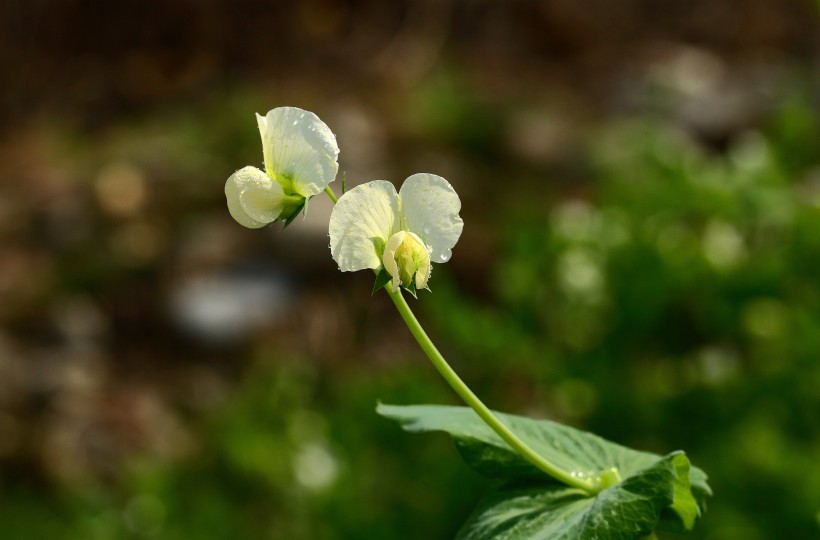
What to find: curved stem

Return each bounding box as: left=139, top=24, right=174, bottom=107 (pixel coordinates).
left=324, top=186, right=338, bottom=204
left=385, top=286, right=599, bottom=494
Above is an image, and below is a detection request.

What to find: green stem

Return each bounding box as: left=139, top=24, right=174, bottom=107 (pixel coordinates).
left=385, top=286, right=599, bottom=494
left=324, top=186, right=338, bottom=204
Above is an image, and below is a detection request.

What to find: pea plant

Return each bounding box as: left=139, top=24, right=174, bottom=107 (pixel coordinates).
left=224, top=106, right=711, bottom=539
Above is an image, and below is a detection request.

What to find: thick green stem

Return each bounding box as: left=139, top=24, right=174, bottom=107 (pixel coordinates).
left=385, top=286, right=599, bottom=494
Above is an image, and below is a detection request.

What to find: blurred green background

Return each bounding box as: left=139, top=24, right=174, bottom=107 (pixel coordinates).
left=1, top=1, right=819, bottom=538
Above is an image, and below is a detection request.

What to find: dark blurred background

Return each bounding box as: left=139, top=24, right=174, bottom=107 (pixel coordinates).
left=1, top=1, right=819, bottom=538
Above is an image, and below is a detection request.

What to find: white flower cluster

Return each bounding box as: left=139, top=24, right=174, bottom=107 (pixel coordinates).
left=226, top=107, right=463, bottom=292
left=225, top=107, right=339, bottom=228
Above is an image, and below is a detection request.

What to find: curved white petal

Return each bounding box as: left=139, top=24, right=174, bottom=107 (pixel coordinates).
left=414, top=242, right=431, bottom=289
left=329, top=181, right=400, bottom=272
left=382, top=231, right=406, bottom=291
left=398, top=173, right=463, bottom=263
left=259, top=107, right=339, bottom=197
left=226, top=175, right=266, bottom=229
left=225, top=166, right=284, bottom=228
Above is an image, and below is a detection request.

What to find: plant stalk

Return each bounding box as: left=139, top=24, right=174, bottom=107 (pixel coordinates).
left=324, top=186, right=338, bottom=204
left=386, top=286, right=599, bottom=494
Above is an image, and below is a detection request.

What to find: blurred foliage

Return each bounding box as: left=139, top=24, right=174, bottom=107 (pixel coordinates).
left=0, top=353, right=481, bottom=540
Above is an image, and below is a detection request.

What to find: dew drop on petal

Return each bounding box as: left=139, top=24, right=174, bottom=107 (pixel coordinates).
left=438, top=250, right=451, bottom=263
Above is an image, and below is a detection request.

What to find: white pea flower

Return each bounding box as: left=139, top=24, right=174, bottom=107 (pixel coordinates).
left=329, top=174, right=463, bottom=292
left=225, top=107, right=339, bottom=228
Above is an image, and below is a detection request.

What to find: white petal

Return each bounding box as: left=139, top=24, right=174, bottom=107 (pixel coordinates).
left=382, top=231, right=405, bottom=291
left=414, top=243, right=431, bottom=289
left=329, top=181, right=400, bottom=272
left=259, top=107, right=339, bottom=197
left=226, top=176, right=266, bottom=229
left=398, top=173, right=463, bottom=264
left=225, top=166, right=284, bottom=228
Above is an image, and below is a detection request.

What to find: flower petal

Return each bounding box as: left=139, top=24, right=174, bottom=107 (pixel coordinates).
left=398, top=173, right=463, bottom=263
left=258, top=107, right=339, bottom=197
left=383, top=231, right=406, bottom=291
left=225, top=166, right=284, bottom=228
left=329, top=180, right=400, bottom=272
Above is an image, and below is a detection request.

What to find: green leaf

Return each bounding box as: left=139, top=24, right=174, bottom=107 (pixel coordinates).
left=377, top=404, right=711, bottom=539
left=457, top=454, right=683, bottom=540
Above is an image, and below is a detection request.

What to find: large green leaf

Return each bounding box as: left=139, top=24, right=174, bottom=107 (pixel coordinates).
left=377, top=404, right=711, bottom=539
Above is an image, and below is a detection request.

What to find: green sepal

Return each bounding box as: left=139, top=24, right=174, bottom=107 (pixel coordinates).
left=341, top=171, right=347, bottom=194
left=281, top=199, right=306, bottom=228
left=372, top=268, right=392, bottom=295
left=404, top=282, right=431, bottom=297
left=404, top=281, right=418, bottom=299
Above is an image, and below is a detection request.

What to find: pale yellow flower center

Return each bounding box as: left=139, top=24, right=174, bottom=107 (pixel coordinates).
left=382, top=231, right=431, bottom=291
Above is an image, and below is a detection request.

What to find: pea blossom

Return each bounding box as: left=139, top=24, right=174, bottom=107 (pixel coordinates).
left=225, top=107, right=339, bottom=228
left=329, top=174, right=463, bottom=291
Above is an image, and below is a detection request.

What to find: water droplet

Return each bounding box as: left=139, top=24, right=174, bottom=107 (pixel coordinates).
left=438, top=250, right=451, bottom=262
